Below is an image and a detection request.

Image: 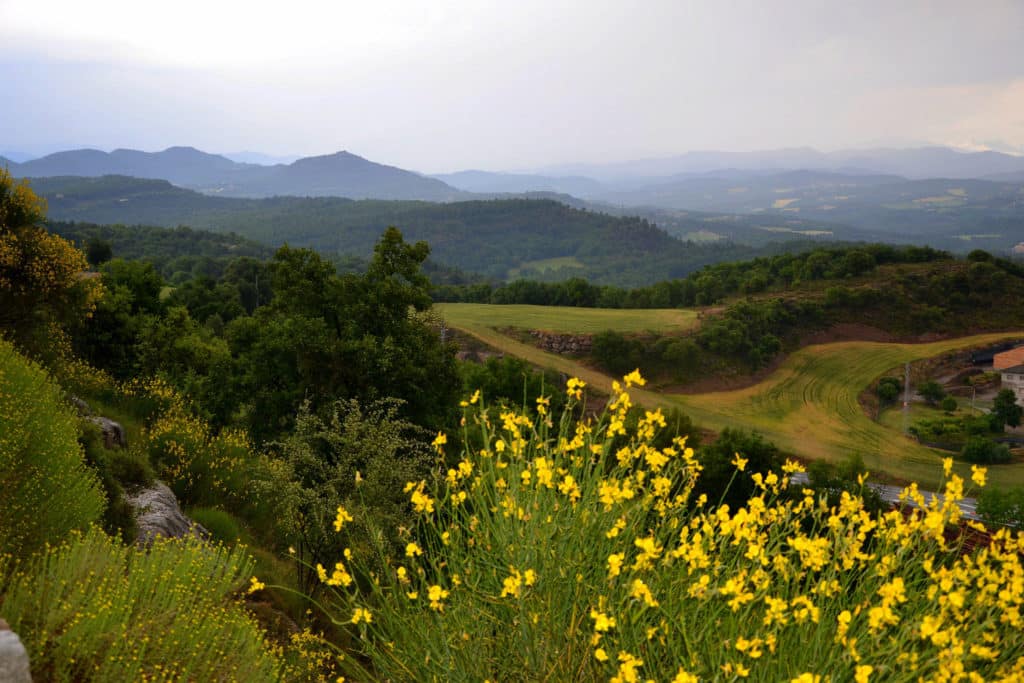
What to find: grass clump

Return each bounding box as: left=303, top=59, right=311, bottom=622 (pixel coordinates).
left=305, top=372, right=1024, bottom=682
left=0, top=527, right=286, bottom=682
left=0, top=338, right=105, bottom=556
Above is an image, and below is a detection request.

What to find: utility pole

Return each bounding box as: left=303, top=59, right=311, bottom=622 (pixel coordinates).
left=902, top=362, right=912, bottom=435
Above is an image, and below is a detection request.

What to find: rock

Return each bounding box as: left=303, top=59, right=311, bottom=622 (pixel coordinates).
left=0, top=619, right=31, bottom=683
left=68, top=395, right=92, bottom=416
left=86, top=416, right=128, bottom=449
left=126, top=482, right=209, bottom=546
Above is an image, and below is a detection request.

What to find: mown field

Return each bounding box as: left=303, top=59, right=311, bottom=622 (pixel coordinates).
left=434, top=303, right=699, bottom=334
left=439, top=311, right=1024, bottom=490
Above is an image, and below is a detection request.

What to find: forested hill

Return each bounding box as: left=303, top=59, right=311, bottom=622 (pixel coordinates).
left=31, top=175, right=777, bottom=285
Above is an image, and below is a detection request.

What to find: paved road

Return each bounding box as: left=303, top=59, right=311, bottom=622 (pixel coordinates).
left=790, top=472, right=980, bottom=521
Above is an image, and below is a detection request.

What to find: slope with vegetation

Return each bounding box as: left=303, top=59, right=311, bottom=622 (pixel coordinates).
left=27, top=175, right=851, bottom=286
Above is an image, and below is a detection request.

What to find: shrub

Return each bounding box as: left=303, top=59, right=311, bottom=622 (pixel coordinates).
left=0, top=527, right=285, bottom=682
left=961, top=436, right=1012, bottom=464
left=306, top=374, right=1020, bottom=681
left=189, top=507, right=245, bottom=544
left=941, top=396, right=958, bottom=413
left=0, top=339, right=105, bottom=556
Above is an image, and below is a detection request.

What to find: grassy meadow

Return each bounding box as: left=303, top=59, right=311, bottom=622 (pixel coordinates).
left=440, top=317, right=1024, bottom=489
left=435, top=303, right=699, bottom=334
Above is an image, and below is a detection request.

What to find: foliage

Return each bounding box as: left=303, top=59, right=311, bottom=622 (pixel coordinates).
left=48, top=220, right=272, bottom=283
left=960, top=436, right=1012, bottom=465
left=459, top=356, right=567, bottom=416
left=138, top=383, right=256, bottom=511
left=437, top=244, right=950, bottom=307
left=0, top=338, right=105, bottom=556
left=917, top=380, right=947, bottom=406
left=876, top=376, right=902, bottom=404
left=0, top=527, right=286, bottom=682
left=694, top=428, right=782, bottom=510
left=991, top=388, right=1023, bottom=430
left=977, top=486, right=1024, bottom=527
left=0, top=168, right=103, bottom=352
left=304, top=375, right=1020, bottom=682
left=222, top=232, right=460, bottom=440
left=941, top=396, right=958, bottom=413
left=266, top=398, right=432, bottom=594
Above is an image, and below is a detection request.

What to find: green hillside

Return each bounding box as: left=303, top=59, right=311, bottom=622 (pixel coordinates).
left=29, top=175, right=775, bottom=285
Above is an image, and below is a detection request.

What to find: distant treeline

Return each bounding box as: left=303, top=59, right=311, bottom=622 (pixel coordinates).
left=433, top=244, right=954, bottom=308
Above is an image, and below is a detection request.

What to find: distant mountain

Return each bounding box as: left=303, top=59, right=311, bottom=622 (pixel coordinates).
left=537, top=146, right=1024, bottom=182
left=12, top=147, right=467, bottom=201
left=233, top=151, right=465, bottom=201
left=221, top=151, right=300, bottom=165
left=434, top=170, right=606, bottom=197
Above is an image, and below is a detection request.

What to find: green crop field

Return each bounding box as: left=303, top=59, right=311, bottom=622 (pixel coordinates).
left=435, top=303, right=699, bottom=334
left=442, top=317, right=1024, bottom=490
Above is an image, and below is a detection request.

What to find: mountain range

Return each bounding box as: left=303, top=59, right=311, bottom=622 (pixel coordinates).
left=2, top=147, right=466, bottom=201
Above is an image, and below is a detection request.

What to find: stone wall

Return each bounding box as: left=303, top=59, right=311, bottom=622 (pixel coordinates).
left=530, top=331, right=593, bottom=355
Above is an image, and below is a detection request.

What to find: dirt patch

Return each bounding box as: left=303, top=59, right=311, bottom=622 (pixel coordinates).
left=801, top=323, right=896, bottom=345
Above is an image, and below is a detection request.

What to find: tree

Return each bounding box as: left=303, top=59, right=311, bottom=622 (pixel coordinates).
left=917, top=380, right=946, bottom=406
left=85, top=237, right=113, bottom=266
left=0, top=169, right=102, bottom=351
left=991, top=389, right=1023, bottom=431
left=876, top=377, right=902, bottom=404
left=941, top=396, right=958, bottom=413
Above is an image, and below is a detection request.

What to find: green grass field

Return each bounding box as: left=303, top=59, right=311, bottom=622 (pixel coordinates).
left=435, top=303, right=699, bottom=335
left=441, top=315, right=1024, bottom=489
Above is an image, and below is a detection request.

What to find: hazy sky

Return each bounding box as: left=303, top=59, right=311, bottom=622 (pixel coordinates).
left=1, top=0, right=1022, bottom=171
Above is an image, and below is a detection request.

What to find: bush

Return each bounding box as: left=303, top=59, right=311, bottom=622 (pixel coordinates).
left=961, top=436, right=1011, bottom=464
left=312, top=374, right=1020, bottom=682
left=941, top=396, right=958, bottom=413
left=0, top=339, right=105, bottom=556
left=189, top=507, right=245, bottom=544
left=0, top=527, right=285, bottom=682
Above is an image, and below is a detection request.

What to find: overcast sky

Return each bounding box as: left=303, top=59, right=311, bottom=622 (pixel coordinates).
left=1, top=0, right=1022, bottom=172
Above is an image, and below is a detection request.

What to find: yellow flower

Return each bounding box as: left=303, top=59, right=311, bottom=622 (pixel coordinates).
left=855, top=665, right=873, bottom=683
left=672, top=668, right=698, bottom=683
left=333, top=505, right=354, bottom=532
left=427, top=584, right=449, bottom=611
left=971, top=465, right=987, bottom=488
left=246, top=576, right=265, bottom=594
left=432, top=431, right=448, bottom=451
left=405, top=542, right=423, bottom=557
left=351, top=607, right=372, bottom=624
left=732, top=453, right=748, bottom=471
left=791, top=675, right=821, bottom=683
left=608, top=552, right=625, bottom=578
left=595, top=647, right=609, bottom=662
left=566, top=377, right=587, bottom=400
left=623, top=369, right=646, bottom=387
left=590, top=608, right=616, bottom=632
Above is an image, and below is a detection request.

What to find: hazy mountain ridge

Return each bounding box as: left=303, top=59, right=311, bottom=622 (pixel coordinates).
left=4, top=147, right=467, bottom=201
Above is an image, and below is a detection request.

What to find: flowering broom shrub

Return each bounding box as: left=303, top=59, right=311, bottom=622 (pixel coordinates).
left=0, top=338, right=104, bottom=556
left=0, top=527, right=287, bottom=682
left=304, top=372, right=1023, bottom=682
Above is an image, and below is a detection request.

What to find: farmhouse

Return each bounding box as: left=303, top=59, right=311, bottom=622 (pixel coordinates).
left=994, top=346, right=1024, bottom=370
left=1001, top=364, right=1024, bottom=403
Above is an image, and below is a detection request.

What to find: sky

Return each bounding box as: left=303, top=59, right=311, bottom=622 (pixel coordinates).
left=1, top=0, right=1023, bottom=172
